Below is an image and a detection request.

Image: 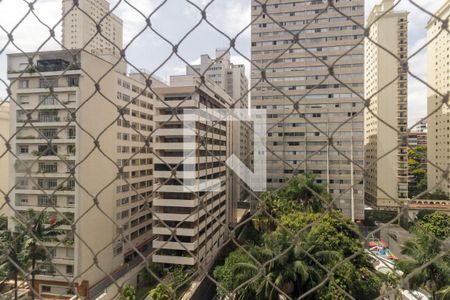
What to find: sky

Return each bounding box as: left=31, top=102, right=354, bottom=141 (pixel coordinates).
left=0, top=0, right=446, bottom=126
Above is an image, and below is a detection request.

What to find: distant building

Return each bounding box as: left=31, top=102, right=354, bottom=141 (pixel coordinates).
left=426, top=1, right=450, bottom=196
left=62, top=0, right=125, bottom=70
left=251, top=0, right=366, bottom=220
left=407, top=132, right=427, bottom=147
left=364, top=0, right=409, bottom=208
left=186, top=49, right=248, bottom=103
left=152, top=75, right=233, bottom=267
left=411, top=120, right=427, bottom=133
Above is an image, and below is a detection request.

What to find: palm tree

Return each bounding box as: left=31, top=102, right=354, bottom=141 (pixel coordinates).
left=232, top=238, right=319, bottom=300
left=277, top=173, right=330, bottom=213
left=397, top=231, right=450, bottom=299
left=0, top=230, right=28, bottom=300
left=15, top=210, right=65, bottom=300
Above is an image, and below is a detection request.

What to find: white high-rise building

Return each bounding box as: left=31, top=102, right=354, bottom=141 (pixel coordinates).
left=426, top=1, right=450, bottom=196
left=364, top=0, right=409, bottom=208
left=251, top=0, right=365, bottom=220
left=152, top=75, right=233, bottom=267
left=187, top=50, right=251, bottom=215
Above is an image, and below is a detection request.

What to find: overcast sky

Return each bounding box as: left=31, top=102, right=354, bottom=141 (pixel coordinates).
left=0, top=0, right=446, bottom=125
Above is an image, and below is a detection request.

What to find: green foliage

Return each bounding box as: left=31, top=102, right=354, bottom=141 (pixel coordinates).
left=139, top=262, right=164, bottom=287
left=0, top=230, right=29, bottom=300
left=119, top=283, right=136, bottom=300
left=415, top=209, right=436, bottom=221
left=255, top=174, right=330, bottom=231
left=214, top=175, right=383, bottom=300
left=397, top=212, right=450, bottom=296
left=148, top=283, right=172, bottom=300
left=423, top=189, right=450, bottom=200
left=0, top=215, right=7, bottom=231
left=408, top=146, right=428, bottom=198
left=146, top=266, right=193, bottom=300
left=15, top=210, right=65, bottom=300
left=413, top=212, right=450, bottom=240
left=364, top=210, right=398, bottom=226
left=213, top=248, right=257, bottom=298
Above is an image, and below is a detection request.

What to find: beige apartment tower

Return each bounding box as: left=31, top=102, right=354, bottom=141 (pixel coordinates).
left=7, top=50, right=154, bottom=299
left=364, top=0, right=409, bottom=208
left=152, top=75, right=233, bottom=267
left=427, top=1, right=450, bottom=196
left=251, top=0, right=365, bottom=220
left=62, top=0, right=123, bottom=63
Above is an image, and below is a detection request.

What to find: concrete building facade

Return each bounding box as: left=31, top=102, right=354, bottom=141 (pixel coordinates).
left=152, top=75, right=233, bottom=267
left=426, top=1, right=450, bottom=196
left=364, top=0, right=409, bottom=208
left=7, top=50, right=154, bottom=299
left=0, top=102, right=9, bottom=216
left=251, top=0, right=365, bottom=220
left=186, top=49, right=248, bottom=103
left=187, top=49, right=251, bottom=214
left=62, top=0, right=123, bottom=63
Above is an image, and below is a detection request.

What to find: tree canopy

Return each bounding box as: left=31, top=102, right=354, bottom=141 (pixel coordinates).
left=214, top=174, right=384, bottom=300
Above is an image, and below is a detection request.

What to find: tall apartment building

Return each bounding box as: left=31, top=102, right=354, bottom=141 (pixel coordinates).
left=364, top=0, right=409, bottom=208
left=426, top=1, right=450, bottom=196
left=7, top=50, right=154, bottom=299
left=187, top=49, right=251, bottom=214
left=411, top=120, right=427, bottom=133
left=62, top=0, right=124, bottom=68
left=152, top=75, right=233, bottom=267
left=251, top=0, right=365, bottom=220
left=0, top=102, right=10, bottom=216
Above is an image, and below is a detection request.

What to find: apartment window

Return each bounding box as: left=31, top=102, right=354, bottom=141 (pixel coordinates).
left=67, top=76, right=79, bottom=87
left=67, top=196, right=75, bottom=206
left=38, top=162, right=57, bottom=173
left=66, top=265, right=74, bottom=275
left=17, top=178, right=28, bottom=188
left=67, top=145, right=75, bottom=155
left=66, top=248, right=74, bottom=258
left=68, top=127, right=76, bottom=138
left=19, top=80, right=29, bottom=88
left=38, top=196, right=56, bottom=207
left=38, top=145, right=58, bottom=156
left=19, top=95, right=30, bottom=104
left=113, top=245, right=123, bottom=256
left=39, top=78, right=58, bottom=88
left=67, top=179, right=75, bottom=190
left=38, top=179, right=58, bottom=190
left=19, top=145, right=29, bottom=154
left=68, top=93, right=76, bottom=102
left=39, top=128, right=58, bottom=139
left=40, top=95, right=57, bottom=105
left=39, top=111, right=59, bottom=122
